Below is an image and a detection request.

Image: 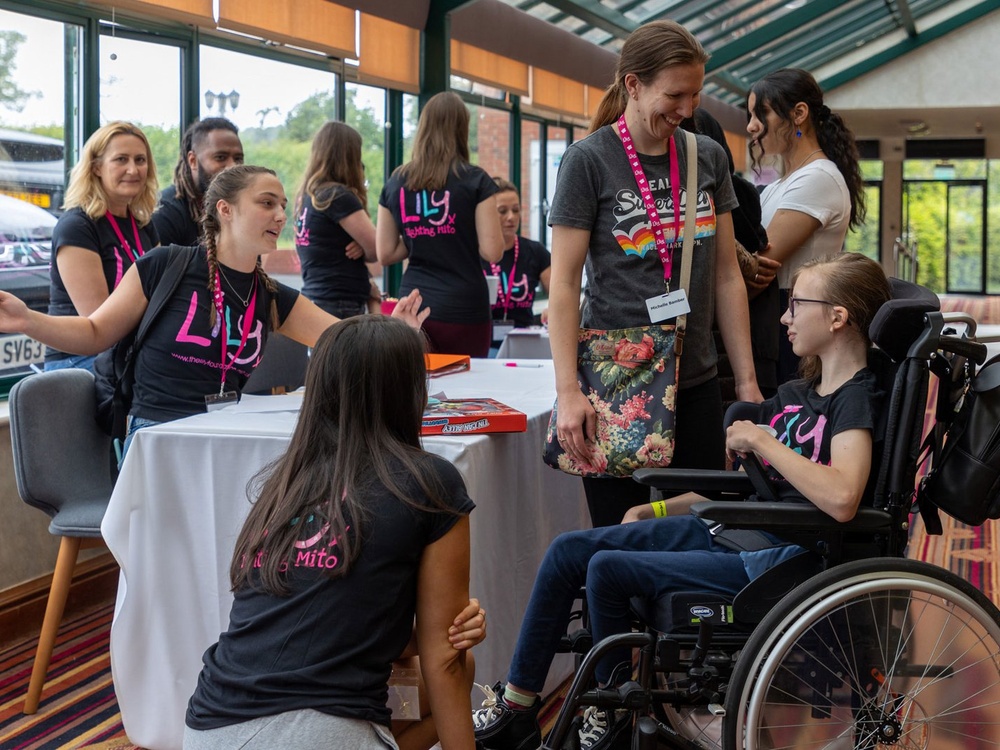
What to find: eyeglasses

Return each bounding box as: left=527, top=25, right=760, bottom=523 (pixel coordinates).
left=787, top=297, right=836, bottom=318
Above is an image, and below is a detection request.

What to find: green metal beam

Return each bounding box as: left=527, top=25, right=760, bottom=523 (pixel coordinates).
left=542, top=0, right=637, bottom=39
left=895, top=0, right=917, bottom=37
left=705, top=0, right=856, bottom=73
left=820, top=0, right=1000, bottom=91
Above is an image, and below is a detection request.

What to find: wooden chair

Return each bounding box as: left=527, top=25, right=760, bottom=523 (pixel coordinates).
left=8, top=368, right=114, bottom=713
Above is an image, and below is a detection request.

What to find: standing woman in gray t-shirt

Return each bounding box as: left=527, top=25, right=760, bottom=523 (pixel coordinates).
left=547, top=20, right=763, bottom=527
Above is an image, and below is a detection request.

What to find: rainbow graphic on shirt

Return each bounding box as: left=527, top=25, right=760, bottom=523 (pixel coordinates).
left=611, top=187, right=717, bottom=258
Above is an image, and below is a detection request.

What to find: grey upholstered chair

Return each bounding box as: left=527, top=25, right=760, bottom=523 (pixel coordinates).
left=8, top=368, right=115, bottom=714
left=243, top=332, right=310, bottom=395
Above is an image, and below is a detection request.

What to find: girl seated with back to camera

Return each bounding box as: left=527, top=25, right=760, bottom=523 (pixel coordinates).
left=473, top=253, right=891, bottom=750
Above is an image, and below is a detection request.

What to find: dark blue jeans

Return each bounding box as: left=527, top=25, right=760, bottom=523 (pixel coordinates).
left=506, top=516, right=750, bottom=690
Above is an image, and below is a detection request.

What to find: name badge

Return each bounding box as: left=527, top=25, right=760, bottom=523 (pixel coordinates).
left=205, top=390, right=239, bottom=411
left=492, top=322, right=515, bottom=343
left=646, top=289, right=691, bottom=323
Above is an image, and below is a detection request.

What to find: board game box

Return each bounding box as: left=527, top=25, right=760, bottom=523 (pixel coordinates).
left=421, top=398, right=527, bottom=435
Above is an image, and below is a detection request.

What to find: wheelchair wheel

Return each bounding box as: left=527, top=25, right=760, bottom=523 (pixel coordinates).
left=722, top=558, right=1000, bottom=750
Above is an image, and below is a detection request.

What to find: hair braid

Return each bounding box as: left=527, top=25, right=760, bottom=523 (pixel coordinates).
left=255, top=259, right=280, bottom=331
left=202, top=214, right=222, bottom=329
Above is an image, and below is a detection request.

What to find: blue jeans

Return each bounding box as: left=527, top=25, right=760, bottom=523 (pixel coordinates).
left=506, top=516, right=751, bottom=690
left=118, top=416, right=161, bottom=467
left=44, top=354, right=96, bottom=372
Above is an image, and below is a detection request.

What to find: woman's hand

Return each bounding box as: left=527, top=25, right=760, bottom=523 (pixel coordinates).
left=448, top=598, right=486, bottom=650
left=556, top=388, right=597, bottom=465
left=344, top=240, right=365, bottom=260
left=391, top=289, right=431, bottom=329
left=747, top=252, right=780, bottom=291
left=0, top=291, right=31, bottom=334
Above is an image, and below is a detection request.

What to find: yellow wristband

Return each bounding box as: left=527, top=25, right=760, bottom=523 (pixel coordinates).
left=651, top=500, right=668, bottom=518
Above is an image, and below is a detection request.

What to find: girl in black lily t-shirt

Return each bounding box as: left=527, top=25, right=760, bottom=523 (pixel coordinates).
left=0, top=166, right=429, bottom=452
left=185, top=317, right=478, bottom=750
left=377, top=92, right=504, bottom=358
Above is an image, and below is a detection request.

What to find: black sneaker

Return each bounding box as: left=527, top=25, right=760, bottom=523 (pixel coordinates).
left=577, top=705, right=631, bottom=750
left=472, top=681, right=542, bottom=750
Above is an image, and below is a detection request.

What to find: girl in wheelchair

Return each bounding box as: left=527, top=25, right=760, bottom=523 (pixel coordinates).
left=473, top=253, right=891, bottom=750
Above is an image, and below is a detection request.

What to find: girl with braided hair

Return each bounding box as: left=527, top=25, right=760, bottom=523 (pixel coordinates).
left=0, top=165, right=430, bottom=455
left=746, top=67, right=866, bottom=382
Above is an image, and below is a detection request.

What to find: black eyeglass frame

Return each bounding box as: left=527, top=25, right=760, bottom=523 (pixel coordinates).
left=787, top=297, right=837, bottom=318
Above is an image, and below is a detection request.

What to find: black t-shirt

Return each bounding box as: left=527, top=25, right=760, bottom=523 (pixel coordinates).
left=481, top=235, right=550, bottom=328
left=186, top=453, right=475, bottom=730
left=47, top=207, right=160, bottom=362
left=152, top=185, right=200, bottom=248
left=757, top=368, right=883, bottom=502
left=294, top=188, right=369, bottom=305
left=379, top=164, right=498, bottom=323
left=131, top=245, right=299, bottom=422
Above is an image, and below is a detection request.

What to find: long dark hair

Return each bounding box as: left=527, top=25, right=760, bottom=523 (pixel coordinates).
left=793, top=253, right=890, bottom=382
left=590, top=20, right=708, bottom=133
left=298, top=121, right=367, bottom=213
left=748, top=69, right=866, bottom=229
left=230, top=316, right=447, bottom=595
left=398, top=91, right=470, bottom=191
left=200, top=165, right=280, bottom=330
left=173, top=117, right=241, bottom=224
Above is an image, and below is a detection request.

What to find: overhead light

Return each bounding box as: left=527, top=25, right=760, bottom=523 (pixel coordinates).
left=900, top=119, right=930, bottom=136
left=785, top=0, right=807, bottom=7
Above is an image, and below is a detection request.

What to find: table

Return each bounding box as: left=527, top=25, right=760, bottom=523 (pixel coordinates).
left=101, top=359, right=589, bottom=750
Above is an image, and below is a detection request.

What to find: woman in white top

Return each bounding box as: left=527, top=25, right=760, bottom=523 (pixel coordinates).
left=746, top=68, right=866, bottom=382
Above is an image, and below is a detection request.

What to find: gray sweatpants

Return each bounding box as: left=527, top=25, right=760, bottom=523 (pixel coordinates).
left=183, top=709, right=398, bottom=749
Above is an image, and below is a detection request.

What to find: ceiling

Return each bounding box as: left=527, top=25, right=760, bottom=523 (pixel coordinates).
left=497, top=0, right=1000, bottom=140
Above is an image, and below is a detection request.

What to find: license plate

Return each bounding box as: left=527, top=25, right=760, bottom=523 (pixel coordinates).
left=0, top=333, right=45, bottom=373
left=0, top=189, right=51, bottom=208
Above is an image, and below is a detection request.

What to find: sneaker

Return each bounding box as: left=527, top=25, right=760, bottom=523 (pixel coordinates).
left=577, top=705, right=631, bottom=750
left=472, top=681, right=542, bottom=750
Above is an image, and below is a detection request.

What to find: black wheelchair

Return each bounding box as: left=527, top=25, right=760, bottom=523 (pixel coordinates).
left=546, top=279, right=1000, bottom=750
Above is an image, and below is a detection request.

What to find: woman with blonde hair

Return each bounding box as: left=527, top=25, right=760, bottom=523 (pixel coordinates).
left=377, top=91, right=503, bottom=357
left=546, top=20, right=761, bottom=527
left=45, top=120, right=160, bottom=371
left=294, top=121, right=381, bottom=319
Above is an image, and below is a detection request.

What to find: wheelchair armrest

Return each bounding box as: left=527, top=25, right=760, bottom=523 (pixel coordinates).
left=632, top=468, right=754, bottom=494
left=690, top=501, right=894, bottom=533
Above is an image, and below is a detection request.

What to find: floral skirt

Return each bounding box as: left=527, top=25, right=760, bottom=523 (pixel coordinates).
left=543, top=325, right=681, bottom=478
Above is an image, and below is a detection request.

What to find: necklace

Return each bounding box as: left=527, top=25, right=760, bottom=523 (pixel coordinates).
left=218, top=265, right=254, bottom=307
left=784, top=148, right=823, bottom=179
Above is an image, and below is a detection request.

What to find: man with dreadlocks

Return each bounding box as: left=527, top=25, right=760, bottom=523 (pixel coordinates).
left=153, top=117, right=244, bottom=246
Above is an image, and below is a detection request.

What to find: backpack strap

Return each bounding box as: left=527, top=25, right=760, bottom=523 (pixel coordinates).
left=134, top=244, right=194, bottom=349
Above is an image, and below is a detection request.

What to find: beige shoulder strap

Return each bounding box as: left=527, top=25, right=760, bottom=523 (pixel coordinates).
left=674, top=129, right=698, bottom=341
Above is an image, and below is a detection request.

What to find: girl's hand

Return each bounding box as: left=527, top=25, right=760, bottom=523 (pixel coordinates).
left=448, top=598, right=486, bottom=650
left=0, top=292, right=31, bottom=334
left=622, top=503, right=654, bottom=524
left=726, top=420, right=769, bottom=462
left=556, top=388, right=597, bottom=465
left=390, top=289, right=431, bottom=329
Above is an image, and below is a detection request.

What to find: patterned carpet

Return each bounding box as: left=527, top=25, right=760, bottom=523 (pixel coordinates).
left=2, top=292, right=997, bottom=748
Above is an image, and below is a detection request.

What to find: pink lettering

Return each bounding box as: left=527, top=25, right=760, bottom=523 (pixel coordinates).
left=400, top=187, right=420, bottom=223
left=176, top=291, right=212, bottom=346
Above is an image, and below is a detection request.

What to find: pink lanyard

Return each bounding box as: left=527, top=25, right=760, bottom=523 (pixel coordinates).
left=616, top=114, right=682, bottom=287
left=489, top=236, right=519, bottom=319
left=105, top=211, right=144, bottom=263
left=212, top=270, right=258, bottom=394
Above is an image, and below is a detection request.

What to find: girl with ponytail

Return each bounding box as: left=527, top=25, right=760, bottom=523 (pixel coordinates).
left=747, top=67, right=866, bottom=382
left=547, top=20, right=763, bottom=528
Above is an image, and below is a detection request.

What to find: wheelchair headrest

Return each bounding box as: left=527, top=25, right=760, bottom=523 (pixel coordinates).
left=869, top=277, right=939, bottom=363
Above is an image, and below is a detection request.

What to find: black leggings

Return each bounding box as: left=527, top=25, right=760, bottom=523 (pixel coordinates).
left=582, top=377, right=725, bottom=527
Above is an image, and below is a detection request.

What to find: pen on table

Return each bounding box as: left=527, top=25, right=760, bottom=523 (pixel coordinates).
left=504, top=362, right=544, bottom=368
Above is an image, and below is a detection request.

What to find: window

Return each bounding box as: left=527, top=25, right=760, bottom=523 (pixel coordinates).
left=199, top=45, right=339, bottom=274
left=467, top=103, right=510, bottom=184
left=344, top=83, right=385, bottom=217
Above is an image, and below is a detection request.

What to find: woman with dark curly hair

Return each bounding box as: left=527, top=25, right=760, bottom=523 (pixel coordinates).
left=746, top=68, right=866, bottom=382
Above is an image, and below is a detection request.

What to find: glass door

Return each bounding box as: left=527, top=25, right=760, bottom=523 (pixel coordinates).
left=904, top=179, right=986, bottom=294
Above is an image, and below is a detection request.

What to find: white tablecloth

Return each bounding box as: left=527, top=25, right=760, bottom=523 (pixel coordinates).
left=101, top=359, right=588, bottom=750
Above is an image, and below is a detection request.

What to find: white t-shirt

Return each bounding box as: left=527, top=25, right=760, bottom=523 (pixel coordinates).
left=760, top=159, right=850, bottom=289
